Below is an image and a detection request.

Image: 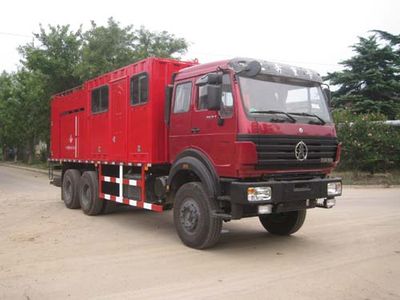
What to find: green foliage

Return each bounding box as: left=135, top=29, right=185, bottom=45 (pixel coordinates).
left=0, top=72, right=17, bottom=149
left=325, top=30, right=400, bottom=119
left=0, top=70, right=47, bottom=162
left=77, top=18, right=136, bottom=81
left=133, top=26, right=188, bottom=60
left=12, top=70, right=48, bottom=145
left=19, top=24, right=83, bottom=94
left=332, top=109, right=386, bottom=123
left=334, top=110, right=400, bottom=173
left=76, top=18, right=188, bottom=81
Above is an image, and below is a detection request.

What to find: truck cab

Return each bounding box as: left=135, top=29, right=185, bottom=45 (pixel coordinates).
left=166, top=58, right=341, bottom=247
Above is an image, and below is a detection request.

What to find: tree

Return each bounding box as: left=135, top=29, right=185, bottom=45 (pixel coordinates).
left=18, top=24, right=83, bottom=95
left=76, top=18, right=136, bottom=81
left=0, top=70, right=46, bottom=162
left=325, top=31, right=400, bottom=119
left=77, top=18, right=189, bottom=81
left=16, top=25, right=82, bottom=159
left=14, top=70, right=48, bottom=162
left=0, top=71, right=17, bottom=160
left=133, top=26, right=188, bottom=60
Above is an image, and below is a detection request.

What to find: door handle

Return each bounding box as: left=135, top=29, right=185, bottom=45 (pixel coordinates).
left=191, top=127, right=200, bottom=133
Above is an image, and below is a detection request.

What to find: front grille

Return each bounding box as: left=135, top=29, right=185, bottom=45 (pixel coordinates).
left=237, top=134, right=338, bottom=170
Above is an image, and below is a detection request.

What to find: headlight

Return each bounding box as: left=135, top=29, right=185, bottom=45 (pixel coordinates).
left=327, top=181, right=342, bottom=196
left=248, top=186, right=272, bottom=201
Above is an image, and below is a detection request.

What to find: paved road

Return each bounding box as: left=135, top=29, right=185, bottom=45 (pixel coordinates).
left=0, top=165, right=399, bottom=300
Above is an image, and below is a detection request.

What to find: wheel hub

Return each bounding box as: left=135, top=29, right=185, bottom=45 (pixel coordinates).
left=180, top=199, right=200, bottom=233
left=81, top=184, right=91, bottom=207
left=65, top=180, right=72, bottom=199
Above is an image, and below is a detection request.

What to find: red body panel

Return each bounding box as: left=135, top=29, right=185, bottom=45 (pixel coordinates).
left=50, top=58, right=195, bottom=164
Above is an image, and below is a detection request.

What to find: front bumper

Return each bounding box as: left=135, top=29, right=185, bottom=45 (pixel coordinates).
left=227, top=177, right=342, bottom=218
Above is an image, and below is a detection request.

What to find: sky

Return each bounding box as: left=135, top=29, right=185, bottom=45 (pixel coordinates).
left=0, top=0, right=399, bottom=77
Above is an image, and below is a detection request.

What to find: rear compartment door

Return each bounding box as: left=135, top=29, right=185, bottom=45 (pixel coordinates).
left=110, top=78, right=128, bottom=162
left=59, top=113, right=80, bottom=159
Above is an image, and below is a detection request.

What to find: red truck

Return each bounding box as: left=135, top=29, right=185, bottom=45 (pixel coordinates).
left=49, top=57, right=342, bottom=249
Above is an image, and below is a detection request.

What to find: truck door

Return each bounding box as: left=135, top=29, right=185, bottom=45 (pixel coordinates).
left=190, top=74, right=236, bottom=175
left=110, top=78, right=127, bottom=161
left=169, top=81, right=193, bottom=161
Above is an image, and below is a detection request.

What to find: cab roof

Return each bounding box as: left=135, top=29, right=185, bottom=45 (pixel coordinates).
left=176, top=57, right=322, bottom=83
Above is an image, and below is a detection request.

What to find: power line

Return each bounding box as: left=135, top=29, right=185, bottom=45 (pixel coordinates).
left=0, top=31, right=31, bottom=38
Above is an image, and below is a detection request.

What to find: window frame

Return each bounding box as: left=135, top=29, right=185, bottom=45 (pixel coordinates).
left=173, top=81, right=193, bottom=114
left=91, top=85, right=109, bottom=114
left=130, top=72, right=149, bottom=106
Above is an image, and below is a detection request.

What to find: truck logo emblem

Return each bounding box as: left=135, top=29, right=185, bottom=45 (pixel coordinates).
left=295, top=141, right=308, bottom=161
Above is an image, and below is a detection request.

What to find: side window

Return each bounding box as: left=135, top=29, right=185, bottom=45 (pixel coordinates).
left=198, top=86, right=208, bottom=110
left=173, top=82, right=192, bottom=113
left=130, top=73, right=148, bottom=105
left=196, top=74, right=234, bottom=117
left=91, top=85, right=109, bottom=113
left=220, top=74, right=234, bottom=118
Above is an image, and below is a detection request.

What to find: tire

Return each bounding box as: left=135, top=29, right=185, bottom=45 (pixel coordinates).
left=79, top=171, right=104, bottom=216
left=173, top=182, right=222, bottom=249
left=62, top=169, right=81, bottom=209
left=259, top=210, right=307, bottom=236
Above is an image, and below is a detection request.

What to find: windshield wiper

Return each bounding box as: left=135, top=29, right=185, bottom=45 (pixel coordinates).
left=250, top=110, right=296, bottom=123
left=287, top=112, right=326, bottom=125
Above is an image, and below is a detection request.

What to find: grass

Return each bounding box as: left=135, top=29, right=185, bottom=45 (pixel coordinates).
left=1, top=160, right=48, bottom=170
left=332, top=170, right=400, bottom=186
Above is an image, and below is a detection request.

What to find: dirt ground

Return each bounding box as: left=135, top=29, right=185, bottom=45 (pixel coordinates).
left=0, top=165, right=399, bottom=300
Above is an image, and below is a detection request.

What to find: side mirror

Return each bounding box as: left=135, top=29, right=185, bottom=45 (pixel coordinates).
left=200, top=84, right=221, bottom=110
left=323, top=87, right=331, bottom=107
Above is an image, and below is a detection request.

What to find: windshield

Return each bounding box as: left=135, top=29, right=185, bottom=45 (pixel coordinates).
left=239, top=76, right=332, bottom=124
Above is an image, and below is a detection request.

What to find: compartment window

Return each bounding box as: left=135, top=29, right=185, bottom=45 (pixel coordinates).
left=173, top=82, right=192, bottom=113
left=131, top=73, right=148, bottom=105
left=91, top=85, right=109, bottom=113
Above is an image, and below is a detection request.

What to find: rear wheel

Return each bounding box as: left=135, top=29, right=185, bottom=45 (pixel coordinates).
left=259, top=210, right=306, bottom=235
left=79, top=171, right=104, bottom=216
left=174, top=182, right=222, bottom=249
left=62, top=169, right=81, bottom=209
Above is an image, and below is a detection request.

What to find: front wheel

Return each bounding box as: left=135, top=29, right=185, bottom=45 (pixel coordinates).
left=259, top=210, right=306, bottom=235
left=173, top=182, right=222, bottom=249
